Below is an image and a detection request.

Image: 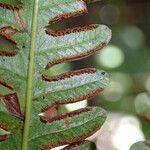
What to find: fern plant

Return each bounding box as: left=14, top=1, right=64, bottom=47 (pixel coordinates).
left=0, top=0, right=111, bottom=149
left=130, top=93, right=150, bottom=150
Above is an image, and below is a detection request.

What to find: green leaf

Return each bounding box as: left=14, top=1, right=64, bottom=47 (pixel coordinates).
left=29, top=107, right=106, bottom=150
left=0, top=0, right=111, bottom=149
left=36, top=24, right=111, bottom=70
left=130, top=141, right=150, bottom=150
left=0, top=7, right=15, bottom=27
left=33, top=69, right=109, bottom=116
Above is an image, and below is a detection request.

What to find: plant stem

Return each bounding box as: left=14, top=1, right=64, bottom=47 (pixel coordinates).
left=22, top=0, right=39, bottom=150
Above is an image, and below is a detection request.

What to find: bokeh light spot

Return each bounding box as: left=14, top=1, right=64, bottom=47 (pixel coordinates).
left=96, top=45, right=125, bottom=69
left=103, top=81, right=124, bottom=101
left=113, top=116, right=145, bottom=150
left=96, top=114, right=145, bottom=150
left=100, top=4, right=120, bottom=25
left=120, top=26, right=145, bottom=50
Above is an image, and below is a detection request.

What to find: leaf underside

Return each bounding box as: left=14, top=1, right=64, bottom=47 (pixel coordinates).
left=0, top=0, right=111, bottom=149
